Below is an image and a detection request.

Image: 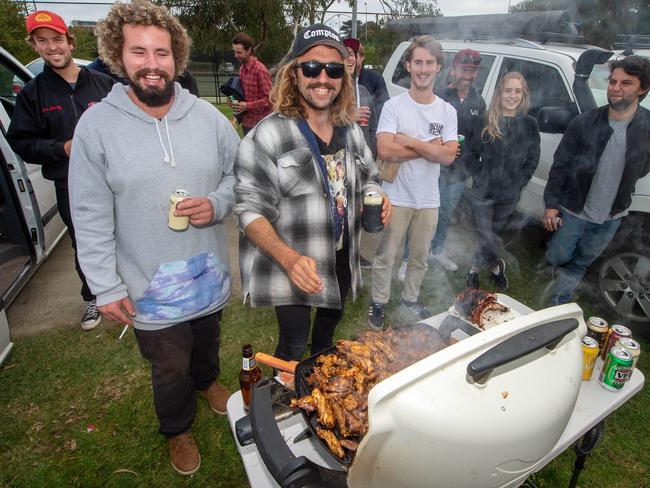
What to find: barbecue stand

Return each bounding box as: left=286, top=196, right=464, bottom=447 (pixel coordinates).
left=227, top=299, right=645, bottom=488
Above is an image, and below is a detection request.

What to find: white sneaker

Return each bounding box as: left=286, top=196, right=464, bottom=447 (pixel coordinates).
left=81, top=300, right=102, bottom=331
left=397, top=259, right=407, bottom=282
left=430, top=253, right=458, bottom=271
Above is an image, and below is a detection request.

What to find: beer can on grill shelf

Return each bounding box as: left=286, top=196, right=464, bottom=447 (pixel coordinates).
left=600, top=324, right=632, bottom=360
left=599, top=347, right=633, bottom=391
left=615, top=337, right=641, bottom=371
left=168, top=189, right=190, bottom=231
left=581, top=336, right=599, bottom=381
left=586, top=316, right=608, bottom=351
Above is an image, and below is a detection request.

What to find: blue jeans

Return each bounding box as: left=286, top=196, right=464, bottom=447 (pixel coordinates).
left=545, top=212, right=621, bottom=305
left=430, top=179, right=466, bottom=255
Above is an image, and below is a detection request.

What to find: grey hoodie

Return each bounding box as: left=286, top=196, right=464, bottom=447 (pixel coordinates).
left=69, top=83, right=240, bottom=330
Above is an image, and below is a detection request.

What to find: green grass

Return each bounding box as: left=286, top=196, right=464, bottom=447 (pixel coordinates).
left=1, top=224, right=648, bottom=487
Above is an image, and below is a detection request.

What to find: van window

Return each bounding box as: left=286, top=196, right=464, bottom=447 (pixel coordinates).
left=391, top=50, right=495, bottom=95
left=498, top=58, right=573, bottom=116
left=0, top=60, right=30, bottom=118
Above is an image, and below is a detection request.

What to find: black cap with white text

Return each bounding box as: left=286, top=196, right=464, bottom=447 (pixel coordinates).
left=291, top=23, right=349, bottom=60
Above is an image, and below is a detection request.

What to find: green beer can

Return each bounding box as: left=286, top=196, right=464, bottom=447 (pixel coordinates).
left=599, top=346, right=633, bottom=392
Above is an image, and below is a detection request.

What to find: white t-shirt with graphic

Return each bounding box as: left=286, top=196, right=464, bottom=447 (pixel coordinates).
left=377, top=91, right=458, bottom=208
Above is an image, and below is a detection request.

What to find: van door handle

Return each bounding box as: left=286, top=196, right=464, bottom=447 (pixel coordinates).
left=467, top=318, right=578, bottom=383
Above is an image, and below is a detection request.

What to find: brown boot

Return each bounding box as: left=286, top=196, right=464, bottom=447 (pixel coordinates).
left=199, top=381, right=231, bottom=415
left=168, top=432, right=200, bottom=475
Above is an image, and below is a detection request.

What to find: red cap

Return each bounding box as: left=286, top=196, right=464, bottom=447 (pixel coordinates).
left=452, top=48, right=481, bottom=68
left=343, top=38, right=361, bottom=54
left=26, top=10, right=68, bottom=35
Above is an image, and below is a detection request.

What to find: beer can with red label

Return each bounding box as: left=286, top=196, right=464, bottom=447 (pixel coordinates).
left=600, top=324, right=631, bottom=360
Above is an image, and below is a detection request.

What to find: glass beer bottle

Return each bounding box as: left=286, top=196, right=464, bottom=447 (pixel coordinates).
left=239, top=344, right=262, bottom=411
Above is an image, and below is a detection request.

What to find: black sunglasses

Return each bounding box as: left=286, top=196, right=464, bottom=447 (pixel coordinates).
left=456, top=55, right=481, bottom=66
left=297, top=61, right=345, bottom=79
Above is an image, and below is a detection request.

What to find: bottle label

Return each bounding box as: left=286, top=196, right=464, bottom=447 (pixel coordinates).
left=242, top=357, right=256, bottom=370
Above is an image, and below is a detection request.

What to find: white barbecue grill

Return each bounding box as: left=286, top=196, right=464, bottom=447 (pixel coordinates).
left=227, top=297, right=645, bottom=488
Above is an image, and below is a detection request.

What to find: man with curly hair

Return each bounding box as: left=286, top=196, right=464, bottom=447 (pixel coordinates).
left=7, top=10, right=114, bottom=331
left=234, top=23, right=391, bottom=362
left=68, top=0, right=240, bottom=475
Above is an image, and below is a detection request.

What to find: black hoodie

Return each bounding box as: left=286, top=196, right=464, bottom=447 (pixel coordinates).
left=7, top=64, right=114, bottom=187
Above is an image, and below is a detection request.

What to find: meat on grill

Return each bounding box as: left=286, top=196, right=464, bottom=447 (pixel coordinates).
left=290, top=326, right=447, bottom=460
left=454, top=288, right=509, bottom=328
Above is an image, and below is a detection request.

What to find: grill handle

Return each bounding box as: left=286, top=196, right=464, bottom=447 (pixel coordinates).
left=250, top=380, right=339, bottom=488
left=467, top=318, right=578, bottom=383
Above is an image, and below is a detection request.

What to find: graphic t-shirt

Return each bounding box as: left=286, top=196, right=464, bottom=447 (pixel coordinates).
left=376, top=91, right=457, bottom=208
left=315, top=126, right=347, bottom=251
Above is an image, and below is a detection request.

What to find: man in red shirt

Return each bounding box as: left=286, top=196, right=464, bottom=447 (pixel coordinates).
left=230, top=33, right=272, bottom=134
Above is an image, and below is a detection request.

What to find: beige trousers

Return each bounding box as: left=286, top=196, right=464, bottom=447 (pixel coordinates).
left=371, top=206, right=438, bottom=304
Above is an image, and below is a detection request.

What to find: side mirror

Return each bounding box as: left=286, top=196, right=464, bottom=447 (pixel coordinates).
left=537, top=106, right=574, bottom=134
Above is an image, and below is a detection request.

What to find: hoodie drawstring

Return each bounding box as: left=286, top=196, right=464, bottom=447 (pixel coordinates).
left=154, top=117, right=176, bottom=167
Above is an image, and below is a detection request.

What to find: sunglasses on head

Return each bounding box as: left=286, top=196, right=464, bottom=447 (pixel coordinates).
left=456, top=55, right=481, bottom=66
left=297, top=61, right=345, bottom=79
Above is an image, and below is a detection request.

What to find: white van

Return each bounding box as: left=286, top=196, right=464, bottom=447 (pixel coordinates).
left=0, top=47, right=67, bottom=363
left=382, top=35, right=650, bottom=330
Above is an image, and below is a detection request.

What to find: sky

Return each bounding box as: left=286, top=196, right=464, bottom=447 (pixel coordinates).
left=29, top=0, right=518, bottom=24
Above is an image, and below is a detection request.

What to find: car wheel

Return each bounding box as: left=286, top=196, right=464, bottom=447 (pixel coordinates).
left=598, top=252, right=650, bottom=327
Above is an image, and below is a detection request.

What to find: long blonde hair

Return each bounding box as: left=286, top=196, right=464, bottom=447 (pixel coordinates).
left=270, top=59, right=357, bottom=126
left=482, top=72, right=530, bottom=142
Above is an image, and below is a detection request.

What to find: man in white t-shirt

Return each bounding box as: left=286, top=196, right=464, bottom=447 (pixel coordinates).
left=368, top=35, right=458, bottom=330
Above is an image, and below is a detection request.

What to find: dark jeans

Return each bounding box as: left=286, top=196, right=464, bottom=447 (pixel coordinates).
left=134, top=311, right=222, bottom=438
left=430, top=179, right=466, bottom=255
left=56, top=186, right=94, bottom=302
left=545, top=212, right=621, bottom=305
left=471, top=198, right=518, bottom=269
left=274, top=248, right=351, bottom=361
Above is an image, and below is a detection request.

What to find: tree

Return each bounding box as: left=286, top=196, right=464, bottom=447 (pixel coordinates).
left=511, top=0, right=649, bottom=49
left=0, top=0, right=33, bottom=64
left=378, top=0, right=441, bottom=19
left=340, top=19, right=362, bottom=38
left=70, top=27, right=99, bottom=61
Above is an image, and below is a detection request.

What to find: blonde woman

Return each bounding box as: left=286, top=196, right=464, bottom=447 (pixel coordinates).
left=466, top=72, right=540, bottom=290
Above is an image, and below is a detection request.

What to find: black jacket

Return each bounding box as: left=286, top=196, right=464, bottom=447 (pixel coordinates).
left=358, top=67, right=389, bottom=119
left=544, top=105, right=650, bottom=216
left=471, top=113, right=541, bottom=203
left=439, top=85, right=486, bottom=182
left=7, top=64, right=114, bottom=186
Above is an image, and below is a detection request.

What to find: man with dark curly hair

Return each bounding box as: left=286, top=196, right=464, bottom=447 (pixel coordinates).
left=68, top=0, right=239, bottom=475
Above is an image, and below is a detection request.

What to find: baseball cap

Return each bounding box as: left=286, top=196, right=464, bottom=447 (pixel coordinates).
left=343, top=38, right=361, bottom=54
left=452, top=49, right=481, bottom=68
left=26, top=10, right=68, bottom=35
left=292, top=24, right=349, bottom=60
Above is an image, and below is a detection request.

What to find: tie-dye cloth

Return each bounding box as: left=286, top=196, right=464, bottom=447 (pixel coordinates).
left=136, top=252, right=230, bottom=321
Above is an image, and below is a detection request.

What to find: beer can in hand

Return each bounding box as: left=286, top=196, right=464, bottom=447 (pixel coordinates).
left=168, top=189, right=190, bottom=231
left=362, top=190, right=384, bottom=233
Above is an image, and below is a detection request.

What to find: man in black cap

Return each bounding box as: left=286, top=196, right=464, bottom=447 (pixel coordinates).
left=234, top=23, right=391, bottom=361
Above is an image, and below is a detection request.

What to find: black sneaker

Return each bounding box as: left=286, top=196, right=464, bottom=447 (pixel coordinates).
left=367, top=303, right=385, bottom=331
left=81, top=299, right=102, bottom=331
left=466, top=271, right=479, bottom=290
left=490, top=258, right=509, bottom=291
left=399, top=300, right=432, bottom=320
left=360, top=256, right=373, bottom=269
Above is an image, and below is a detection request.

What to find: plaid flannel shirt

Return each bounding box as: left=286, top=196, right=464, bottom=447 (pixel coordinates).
left=234, top=113, right=381, bottom=309
left=239, top=58, right=272, bottom=128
